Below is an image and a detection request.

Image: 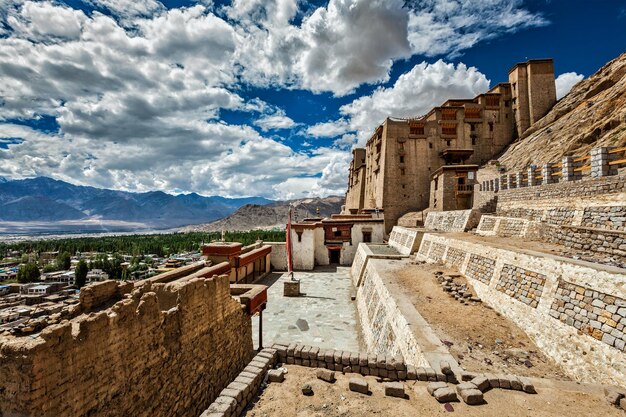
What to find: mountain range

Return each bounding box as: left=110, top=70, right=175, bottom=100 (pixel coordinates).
left=0, top=177, right=272, bottom=232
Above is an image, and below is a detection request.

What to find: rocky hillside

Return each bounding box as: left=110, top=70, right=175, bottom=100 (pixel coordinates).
left=182, top=196, right=344, bottom=232
left=499, top=53, right=626, bottom=170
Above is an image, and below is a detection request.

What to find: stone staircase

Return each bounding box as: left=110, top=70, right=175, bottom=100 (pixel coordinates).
left=477, top=195, right=498, bottom=214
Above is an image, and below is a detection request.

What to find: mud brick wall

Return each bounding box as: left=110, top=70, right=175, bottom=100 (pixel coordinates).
left=550, top=281, right=626, bottom=352
left=415, top=233, right=626, bottom=387
left=0, top=276, right=252, bottom=417
left=496, top=265, right=546, bottom=308
left=465, top=254, right=495, bottom=285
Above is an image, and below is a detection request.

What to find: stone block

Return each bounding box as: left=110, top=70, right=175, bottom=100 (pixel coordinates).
left=342, top=351, right=351, bottom=365
left=267, top=369, right=285, bottom=383
left=440, top=360, right=453, bottom=375
left=436, top=372, right=447, bottom=382
left=350, top=352, right=359, bottom=366
left=498, top=375, right=511, bottom=389
left=384, top=382, right=405, bottom=398
left=294, top=344, right=304, bottom=358
left=471, top=376, right=490, bottom=392
left=334, top=350, right=343, bottom=364
left=359, top=353, right=369, bottom=367
left=284, top=280, right=300, bottom=297
left=301, top=383, right=313, bottom=396
left=518, top=377, right=536, bottom=394
left=604, top=387, right=625, bottom=405
left=426, top=368, right=437, bottom=382
left=393, top=355, right=406, bottom=371
left=460, top=371, right=476, bottom=382
left=324, top=349, right=335, bottom=363
left=287, top=343, right=296, bottom=357
left=509, top=376, right=523, bottom=391
left=379, top=368, right=388, bottom=378
left=416, top=367, right=428, bottom=381
left=334, top=363, right=343, bottom=372
left=349, top=377, right=369, bottom=394
left=485, top=373, right=499, bottom=389
left=427, top=382, right=447, bottom=396
left=459, top=388, right=484, bottom=405
left=316, top=368, right=336, bottom=383
left=376, top=354, right=386, bottom=369
left=620, top=397, right=626, bottom=410
left=343, top=366, right=352, bottom=374
left=456, top=382, right=478, bottom=393
left=398, top=370, right=406, bottom=380
left=434, top=387, right=458, bottom=403
left=219, top=388, right=243, bottom=403
left=406, top=365, right=417, bottom=380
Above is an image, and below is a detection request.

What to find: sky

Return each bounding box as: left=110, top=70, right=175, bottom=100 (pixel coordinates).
left=0, top=0, right=624, bottom=200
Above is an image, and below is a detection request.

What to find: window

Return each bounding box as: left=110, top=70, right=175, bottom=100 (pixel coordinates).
left=504, top=100, right=510, bottom=107
left=400, top=168, right=406, bottom=175
left=434, top=178, right=438, bottom=190
left=441, top=124, right=456, bottom=135
left=489, top=122, right=494, bottom=132
left=429, top=142, right=433, bottom=149
left=441, top=109, right=457, bottom=120
left=296, top=231, right=303, bottom=242
left=334, top=230, right=342, bottom=237
left=485, top=96, right=500, bottom=107
left=376, top=143, right=381, bottom=153
left=399, top=156, right=404, bottom=163
left=362, top=231, right=372, bottom=243
left=410, top=125, right=424, bottom=135
left=398, top=142, right=404, bottom=150
left=472, top=137, right=476, bottom=145
left=402, top=184, right=406, bottom=189
left=470, top=124, right=475, bottom=132
left=446, top=140, right=451, bottom=146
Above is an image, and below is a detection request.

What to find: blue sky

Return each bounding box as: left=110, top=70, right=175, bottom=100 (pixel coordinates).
left=0, top=0, right=623, bottom=199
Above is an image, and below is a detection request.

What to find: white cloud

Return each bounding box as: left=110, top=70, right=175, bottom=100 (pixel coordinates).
left=306, top=119, right=351, bottom=138
left=337, top=60, right=490, bottom=144
left=406, top=0, right=549, bottom=58
left=555, top=72, right=584, bottom=100
left=254, top=109, right=297, bottom=131
left=0, top=0, right=549, bottom=199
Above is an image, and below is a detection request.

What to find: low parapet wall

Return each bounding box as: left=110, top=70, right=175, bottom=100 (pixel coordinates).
left=475, top=215, right=537, bottom=238
left=266, top=242, right=287, bottom=271
left=388, top=226, right=423, bottom=255
left=424, top=209, right=481, bottom=232
left=416, top=233, right=626, bottom=387
left=350, top=243, right=408, bottom=287
left=356, top=258, right=430, bottom=368
left=0, top=275, right=253, bottom=417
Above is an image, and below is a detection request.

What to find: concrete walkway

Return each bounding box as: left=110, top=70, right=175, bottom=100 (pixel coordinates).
left=252, top=266, right=362, bottom=352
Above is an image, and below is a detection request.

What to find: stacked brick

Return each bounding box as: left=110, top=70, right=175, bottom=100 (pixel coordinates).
left=550, top=280, right=626, bottom=352
left=496, top=265, right=546, bottom=308
left=465, top=254, right=496, bottom=285
left=542, top=225, right=626, bottom=259
left=269, top=342, right=458, bottom=383
left=430, top=243, right=446, bottom=262
left=498, top=175, right=625, bottom=203
left=582, top=206, right=626, bottom=231
left=200, top=348, right=278, bottom=417
left=498, top=218, right=526, bottom=237
left=445, top=248, right=467, bottom=268
left=545, top=208, right=577, bottom=226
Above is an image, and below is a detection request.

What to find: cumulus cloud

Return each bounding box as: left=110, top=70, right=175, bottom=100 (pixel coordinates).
left=321, top=60, right=490, bottom=144
left=0, top=0, right=549, bottom=199
left=555, top=72, right=584, bottom=100
left=254, top=109, right=298, bottom=131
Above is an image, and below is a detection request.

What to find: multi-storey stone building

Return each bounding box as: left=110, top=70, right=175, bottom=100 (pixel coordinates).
left=343, top=59, right=557, bottom=233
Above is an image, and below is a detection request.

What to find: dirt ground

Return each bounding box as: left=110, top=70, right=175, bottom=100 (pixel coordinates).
left=394, top=262, right=570, bottom=380
left=244, top=365, right=622, bottom=417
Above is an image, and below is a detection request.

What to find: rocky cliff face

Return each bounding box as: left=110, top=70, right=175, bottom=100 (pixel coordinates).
left=182, top=196, right=344, bottom=232
left=499, top=53, right=626, bottom=170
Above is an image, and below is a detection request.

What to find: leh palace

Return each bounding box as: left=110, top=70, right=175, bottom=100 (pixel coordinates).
left=1, top=49, right=626, bottom=417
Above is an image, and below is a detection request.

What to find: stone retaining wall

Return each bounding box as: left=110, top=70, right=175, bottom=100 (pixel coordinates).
left=541, top=225, right=626, bottom=261
left=0, top=275, right=253, bottom=417
left=415, top=233, right=626, bottom=387
left=388, top=226, right=423, bottom=255
left=350, top=243, right=408, bottom=287
left=476, top=215, right=534, bottom=238
left=424, top=209, right=481, bottom=232
left=356, top=259, right=429, bottom=367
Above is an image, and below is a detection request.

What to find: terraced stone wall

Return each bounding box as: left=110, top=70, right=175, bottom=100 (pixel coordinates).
left=355, top=259, right=429, bottom=367
left=424, top=209, right=481, bottom=232
left=415, top=233, right=626, bottom=387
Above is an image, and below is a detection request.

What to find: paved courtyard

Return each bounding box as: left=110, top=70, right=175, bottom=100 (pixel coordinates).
left=252, top=266, right=362, bottom=352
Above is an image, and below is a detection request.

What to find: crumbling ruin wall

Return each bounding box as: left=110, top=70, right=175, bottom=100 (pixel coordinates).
left=0, top=276, right=252, bottom=417
left=416, top=233, right=626, bottom=387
